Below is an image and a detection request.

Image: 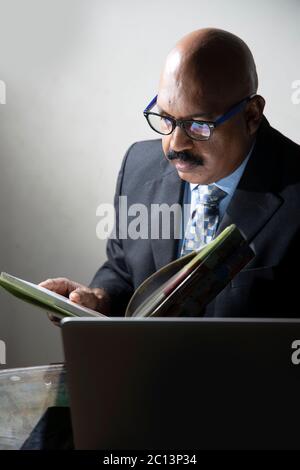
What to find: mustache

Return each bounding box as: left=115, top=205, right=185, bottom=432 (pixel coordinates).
left=167, top=150, right=204, bottom=166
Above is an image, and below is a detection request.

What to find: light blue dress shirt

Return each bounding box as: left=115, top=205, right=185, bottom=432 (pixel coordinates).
left=178, top=145, right=254, bottom=256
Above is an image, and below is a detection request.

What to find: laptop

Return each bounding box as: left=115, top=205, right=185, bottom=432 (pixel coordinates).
left=61, top=317, right=300, bottom=450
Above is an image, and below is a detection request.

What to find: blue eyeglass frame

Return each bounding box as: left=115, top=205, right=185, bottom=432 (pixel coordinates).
left=143, top=93, right=256, bottom=140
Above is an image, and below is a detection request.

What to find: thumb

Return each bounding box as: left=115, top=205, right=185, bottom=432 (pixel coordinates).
left=69, top=288, right=82, bottom=303
left=69, top=287, right=99, bottom=310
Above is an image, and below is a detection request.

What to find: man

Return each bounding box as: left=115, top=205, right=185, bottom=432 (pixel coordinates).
left=41, top=28, right=300, bottom=318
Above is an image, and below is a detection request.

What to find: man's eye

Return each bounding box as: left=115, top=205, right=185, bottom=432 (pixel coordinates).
left=160, top=116, right=173, bottom=128
left=160, top=115, right=172, bottom=122
left=188, top=121, right=211, bottom=138
left=190, top=121, right=206, bottom=129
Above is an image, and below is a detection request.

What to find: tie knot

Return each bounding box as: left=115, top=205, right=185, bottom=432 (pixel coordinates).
left=197, top=184, right=227, bottom=206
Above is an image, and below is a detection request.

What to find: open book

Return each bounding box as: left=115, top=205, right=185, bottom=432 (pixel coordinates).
left=0, top=224, right=254, bottom=319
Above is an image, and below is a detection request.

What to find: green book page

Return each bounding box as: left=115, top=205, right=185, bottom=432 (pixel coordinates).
left=0, top=273, right=106, bottom=318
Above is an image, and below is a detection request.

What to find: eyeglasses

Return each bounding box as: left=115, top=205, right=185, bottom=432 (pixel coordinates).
left=143, top=94, right=256, bottom=141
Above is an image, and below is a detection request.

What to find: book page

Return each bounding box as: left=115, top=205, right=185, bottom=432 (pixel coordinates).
left=0, top=272, right=106, bottom=318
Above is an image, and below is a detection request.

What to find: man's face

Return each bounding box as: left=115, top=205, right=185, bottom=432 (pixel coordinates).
left=158, top=77, right=252, bottom=185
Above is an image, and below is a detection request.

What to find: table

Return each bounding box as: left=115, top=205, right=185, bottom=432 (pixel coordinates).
left=0, top=364, right=68, bottom=450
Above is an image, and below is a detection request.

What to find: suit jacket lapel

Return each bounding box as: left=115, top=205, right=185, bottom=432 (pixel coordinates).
left=147, top=160, right=185, bottom=270
left=216, top=189, right=282, bottom=243
left=216, top=118, right=283, bottom=243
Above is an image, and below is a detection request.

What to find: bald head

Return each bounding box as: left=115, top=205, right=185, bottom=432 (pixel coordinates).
left=157, top=28, right=265, bottom=185
left=159, top=28, right=258, bottom=111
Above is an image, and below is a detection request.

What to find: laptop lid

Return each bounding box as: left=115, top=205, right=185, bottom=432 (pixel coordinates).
left=61, top=317, right=300, bottom=450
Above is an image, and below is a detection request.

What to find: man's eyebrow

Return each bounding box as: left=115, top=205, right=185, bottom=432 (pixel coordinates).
left=156, top=104, right=214, bottom=120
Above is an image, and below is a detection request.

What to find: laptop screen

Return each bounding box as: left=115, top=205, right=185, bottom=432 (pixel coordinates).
left=62, top=317, right=300, bottom=450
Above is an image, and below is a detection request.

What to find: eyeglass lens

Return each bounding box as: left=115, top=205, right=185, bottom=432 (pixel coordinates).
left=147, top=114, right=211, bottom=140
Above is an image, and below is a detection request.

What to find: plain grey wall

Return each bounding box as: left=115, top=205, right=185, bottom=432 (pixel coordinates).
left=0, top=0, right=299, bottom=368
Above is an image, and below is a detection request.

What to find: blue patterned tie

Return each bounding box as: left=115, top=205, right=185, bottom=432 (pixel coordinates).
left=181, top=184, right=227, bottom=256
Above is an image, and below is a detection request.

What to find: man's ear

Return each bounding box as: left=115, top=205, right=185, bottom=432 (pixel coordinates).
left=245, top=95, right=265, bottom=135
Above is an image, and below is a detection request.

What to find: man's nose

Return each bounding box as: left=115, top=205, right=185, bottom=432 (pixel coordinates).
left=169, top=125, right=193, bottom=152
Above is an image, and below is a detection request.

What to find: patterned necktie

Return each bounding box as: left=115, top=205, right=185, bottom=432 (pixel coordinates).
left=180, top=184, right=227, bottom=256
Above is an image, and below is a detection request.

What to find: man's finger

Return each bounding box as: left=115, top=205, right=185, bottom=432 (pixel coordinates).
left=39, top=278, right=69, bottom=295
left=39, top=278, right=81, bottom=296
left=69, top=288, right=98, bottom=310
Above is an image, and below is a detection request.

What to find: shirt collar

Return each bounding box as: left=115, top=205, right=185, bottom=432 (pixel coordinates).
left=190, top=142, right=255, bottom=196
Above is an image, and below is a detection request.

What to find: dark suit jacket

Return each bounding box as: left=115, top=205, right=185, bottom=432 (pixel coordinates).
left=90, top=117, right=300, bottom=318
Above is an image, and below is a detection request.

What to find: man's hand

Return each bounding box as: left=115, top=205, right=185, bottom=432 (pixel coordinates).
left=39, top=277, right=111, bottom=326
